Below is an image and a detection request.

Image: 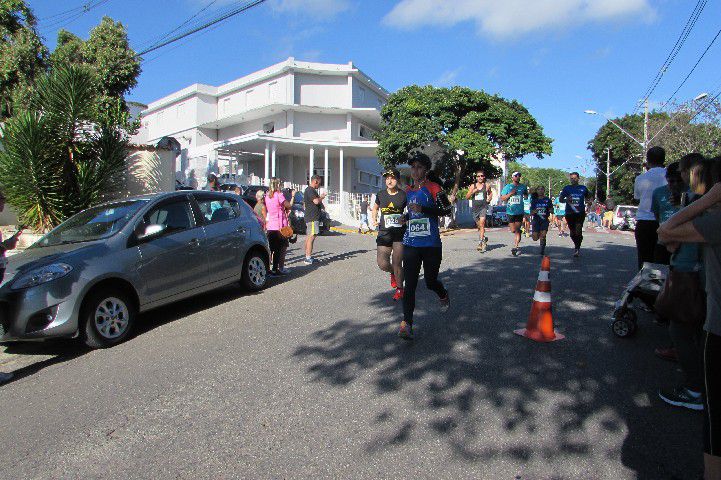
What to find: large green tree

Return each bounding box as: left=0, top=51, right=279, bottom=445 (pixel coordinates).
left=377, top=85, right=553, bottom=192
left=0, top=0, right=47, bottom=119
left=587, top=100, right=721, bottom=203
left=0, top=65, right=129, bottom=231
left=49, top=17, right=141, bottom=116
left=506, top=161, right=575, bottom=198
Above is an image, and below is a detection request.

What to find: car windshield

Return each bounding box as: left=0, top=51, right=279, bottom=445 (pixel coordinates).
left=32, top=200, right=148, bottom=248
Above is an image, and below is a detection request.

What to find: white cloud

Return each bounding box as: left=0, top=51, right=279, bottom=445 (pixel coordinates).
left=383, top=0, right=655, bottom=39
left=432, top=68, right=461, bottom=86
left=269, top=0, right=351, bottom=17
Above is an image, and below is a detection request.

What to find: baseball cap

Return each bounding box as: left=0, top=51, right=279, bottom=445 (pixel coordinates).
left=382, top=168, right=400, bottom=179
left=407, top=151, right=433, bottom=170
left=512, top=171, right=522, bottom=177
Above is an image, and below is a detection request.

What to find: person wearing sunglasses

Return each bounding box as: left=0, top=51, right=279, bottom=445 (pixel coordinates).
left=465, top=169, right=493, bottom=252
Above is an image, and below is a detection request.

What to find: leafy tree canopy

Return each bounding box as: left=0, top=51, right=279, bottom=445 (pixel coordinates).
left=587, top=100, right=721, bottom=203
left=0, top=0, right=47, bottom=119
left=506, top=161, right=576, bottom=199
left=376, top=85, right=553, bottom=191
left=0, top=65, right=130, bottom=231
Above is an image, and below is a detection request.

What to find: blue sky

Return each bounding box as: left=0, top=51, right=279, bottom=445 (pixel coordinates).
left=28, top=0, right=721, bottom=175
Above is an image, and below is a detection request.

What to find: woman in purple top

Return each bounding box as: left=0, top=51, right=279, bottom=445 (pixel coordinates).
left=264, top=178, right=294, bottom=275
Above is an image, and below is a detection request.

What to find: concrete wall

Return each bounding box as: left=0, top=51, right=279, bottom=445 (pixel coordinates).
left=217, top=73, right=289, bottom=118
left=351, top=77, right=384, bottom=109
left=219, top=112, right=289, bottom=139
left=124, top=148, right=177, bottom=197
left=293, top=113, right=348, bottom=141
left=294, top=74, right=348, bottom=108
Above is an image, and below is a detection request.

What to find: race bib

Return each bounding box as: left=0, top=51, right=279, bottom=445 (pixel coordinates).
left=408, top=217, right=431, bottom=237
left=474, top=191, right=486, bottom=201
left=508, top=196, right=521, bottom=205
left=536, top=207, right=546, bottom=216
left=384, top=214, right=402, bottom=228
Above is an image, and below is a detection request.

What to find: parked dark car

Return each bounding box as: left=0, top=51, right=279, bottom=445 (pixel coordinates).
left=241, top=185, right=269, bottom=208
left=288, top=193, right=331, bottom=235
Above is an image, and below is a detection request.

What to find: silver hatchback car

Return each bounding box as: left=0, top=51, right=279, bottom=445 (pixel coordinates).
left=0, top=191, right=270, bottom=348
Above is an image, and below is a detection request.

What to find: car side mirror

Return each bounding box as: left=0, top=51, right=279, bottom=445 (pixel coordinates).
left=137, top=224, right=165, bottom=241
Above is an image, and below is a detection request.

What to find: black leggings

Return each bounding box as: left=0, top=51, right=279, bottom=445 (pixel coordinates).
left=565, top=213, right=585, bottom=249
left=705, top=332, right=721, bottom=456
left=267, top=230, right=288, bottom=271
left=402, top=246, right=447, bottom=325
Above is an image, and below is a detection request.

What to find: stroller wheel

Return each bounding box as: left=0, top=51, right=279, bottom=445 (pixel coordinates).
left=611, top=309, right=638, bottom=338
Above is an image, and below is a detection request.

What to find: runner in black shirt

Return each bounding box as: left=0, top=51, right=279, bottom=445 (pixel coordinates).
left=371, top=168, right=407, bottom=301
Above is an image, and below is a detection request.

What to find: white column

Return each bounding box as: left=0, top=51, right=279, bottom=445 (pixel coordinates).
left=271, top=143, right=277, bottom=177
left=309, top=147, right=315, bottom=184
left=324, top=148, right=329, bottom=191
left=264, top=142, right=270, bottom=183
left=339, top=148, right=345, bottom=202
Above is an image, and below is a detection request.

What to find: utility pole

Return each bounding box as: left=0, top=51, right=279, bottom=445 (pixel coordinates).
left=606, top=148, right=611, bottom=200
left=643, top=98, right=649, bottom=167
left=548, top=175, right=551, bottom=197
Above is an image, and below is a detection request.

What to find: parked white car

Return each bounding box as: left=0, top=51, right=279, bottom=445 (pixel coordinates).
left=611, top=205, right=638, bottom=231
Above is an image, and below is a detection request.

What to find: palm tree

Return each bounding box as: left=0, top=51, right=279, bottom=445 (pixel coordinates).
left=0, top=65, right=128, bottom=231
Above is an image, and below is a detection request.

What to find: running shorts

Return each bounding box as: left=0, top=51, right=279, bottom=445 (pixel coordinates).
left=377, top=228, right=405, bottom=247
left=508, top=214, right=524, bottom=224
left=532, top=217, right=550, bottom=232
left=472, top=206, right=488, bottom=221
left=306, top=221, right=320, bottom=236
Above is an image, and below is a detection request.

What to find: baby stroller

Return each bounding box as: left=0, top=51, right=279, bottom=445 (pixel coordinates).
left=611, top=262, right=668, bottom=338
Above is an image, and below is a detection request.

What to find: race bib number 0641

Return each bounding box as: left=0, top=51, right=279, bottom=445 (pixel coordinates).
left=408, top=217, right=431, bottom=237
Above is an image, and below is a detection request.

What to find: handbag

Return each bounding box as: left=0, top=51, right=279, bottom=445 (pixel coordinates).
left=280, top=207, right=294, bottom=239
left=654, top=270, right=706, bottom=324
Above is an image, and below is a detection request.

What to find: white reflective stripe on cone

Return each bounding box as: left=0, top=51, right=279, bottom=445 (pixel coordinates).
left=533, top=291, right=552, bottom=303
left=538, top=271, right=550, bottom=281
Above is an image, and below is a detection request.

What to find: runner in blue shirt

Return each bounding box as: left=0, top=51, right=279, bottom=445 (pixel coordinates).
left=523, top=193, right=533, bottom=238
left=531, top=186, right=553, bottom=256
left=554, top=195, right=567, bottom=237
left=559, top=172, right=591, bottom=257
left=500, top=171, right=529, bottom=256
left=398, top=152, right=452, bottom=340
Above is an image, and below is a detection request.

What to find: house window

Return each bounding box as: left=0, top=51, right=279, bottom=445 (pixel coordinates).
left=358, top=86, right=366, bottom=102
left=359, top=124, right=376, bottom=140
left=358, top=170, right=381, bottom=188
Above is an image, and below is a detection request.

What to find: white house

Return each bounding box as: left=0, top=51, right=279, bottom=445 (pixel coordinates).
left=132, top=59, right=390, bottom=218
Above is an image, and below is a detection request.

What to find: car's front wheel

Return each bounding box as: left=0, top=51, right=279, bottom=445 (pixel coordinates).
left=241, top=250, right=268, bottom=291
left=81, top=288, right=137, bottom=348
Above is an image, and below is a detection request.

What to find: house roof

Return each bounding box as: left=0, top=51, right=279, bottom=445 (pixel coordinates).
left=142, top=58, right=389, bottom=115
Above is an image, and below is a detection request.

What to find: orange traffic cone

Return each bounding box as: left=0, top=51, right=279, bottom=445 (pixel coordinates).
left=514, top=256, right=564, bottom=342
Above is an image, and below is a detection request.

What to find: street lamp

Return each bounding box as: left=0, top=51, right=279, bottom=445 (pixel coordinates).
left=585, top=91, right=709, bottom=160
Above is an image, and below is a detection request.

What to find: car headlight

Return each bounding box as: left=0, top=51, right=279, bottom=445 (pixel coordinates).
left=11, top=263, right=73, bottom=290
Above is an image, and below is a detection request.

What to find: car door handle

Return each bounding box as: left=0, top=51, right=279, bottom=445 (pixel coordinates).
left=188, top=238, right=200, bottom=246
left=237, top=226, right=247, bottom=234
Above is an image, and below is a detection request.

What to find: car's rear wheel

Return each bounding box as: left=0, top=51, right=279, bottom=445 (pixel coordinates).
left=81, top=288, right=136, bottom=348
left=242, top=250, right=268, bottom=291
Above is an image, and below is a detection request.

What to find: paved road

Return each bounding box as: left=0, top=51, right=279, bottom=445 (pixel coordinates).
left=0, top=228, right=703, bottom=479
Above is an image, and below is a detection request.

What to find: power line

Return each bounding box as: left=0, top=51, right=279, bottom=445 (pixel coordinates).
left=133, top=0, right=220, bottom=54
left=662, top=27, right=721, bottom=108
left=41, top=0, right=111, bottom=30
left=136, top=0, right=267, bottom=57
left=633, top=0, right=706, bottom=113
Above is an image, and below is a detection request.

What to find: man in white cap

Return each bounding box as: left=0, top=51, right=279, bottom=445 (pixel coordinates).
left=500, top=171, right=529, bottom=256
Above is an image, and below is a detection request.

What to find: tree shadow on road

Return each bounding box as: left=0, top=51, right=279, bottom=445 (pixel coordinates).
left=292, top=242, right=702, bottom=479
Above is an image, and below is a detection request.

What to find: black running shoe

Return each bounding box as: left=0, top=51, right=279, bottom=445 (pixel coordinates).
left=659, top=386, right=703, bottom=411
